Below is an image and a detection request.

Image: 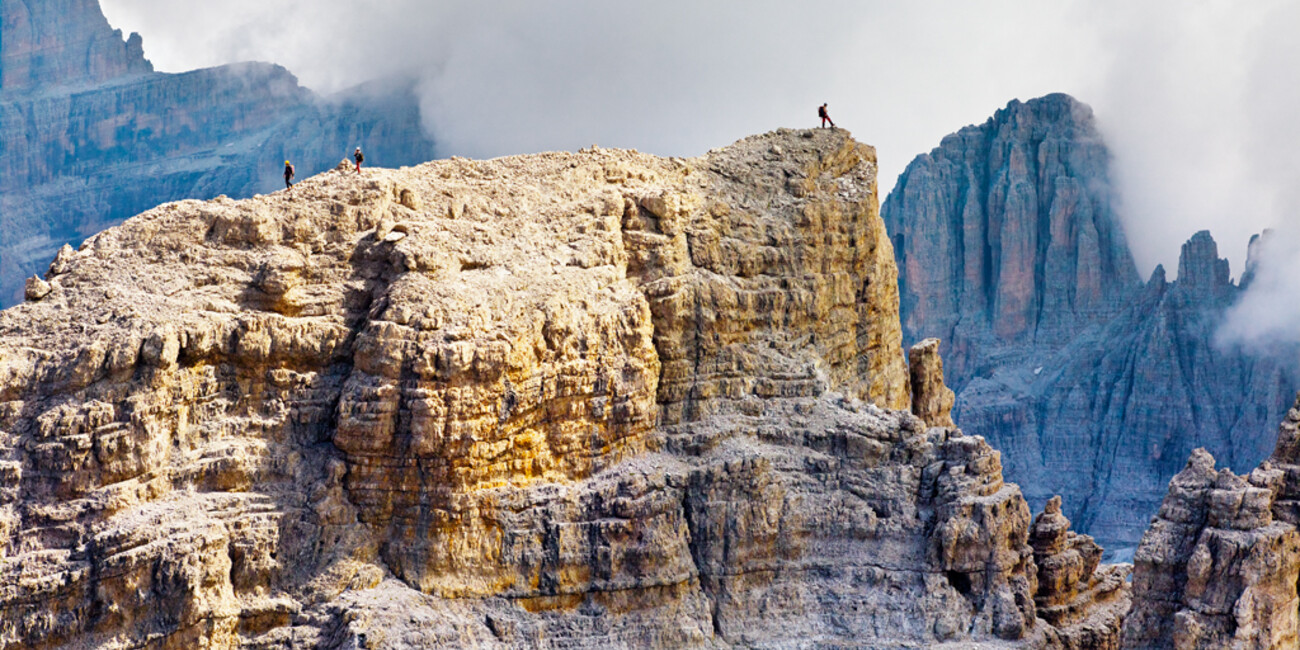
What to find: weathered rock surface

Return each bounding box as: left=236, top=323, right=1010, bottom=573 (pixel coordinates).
left=910, top=337, right=955, bottom=428
left=1124, top=394, right=1300, bottom=649
left=0, top=129, right=1130, bottom=648
left=883, top=93, right=1300, bottom=552
left=0, top=0, right=436, bottom=307
left=0, top=0, right=152, bottom=91
left=1030, top=496, right=1130, bottom=649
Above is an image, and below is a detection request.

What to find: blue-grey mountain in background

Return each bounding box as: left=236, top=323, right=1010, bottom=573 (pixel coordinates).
left=883, top=93, right=1300, bottom=555
left=0, top=0, right=436, bottom=305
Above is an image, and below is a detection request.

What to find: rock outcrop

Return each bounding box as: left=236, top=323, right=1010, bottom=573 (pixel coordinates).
left=909, top=337, right=955, bottom=428
left=0, top=129, right=1128, bottom=648
left=1030, top=496, right=1130, bottom=649
left=0, top=0, right=436, bottom=307
left=1124, top=394, right=1300, bottom=649
left=883, top=93, right=1300, bottom=552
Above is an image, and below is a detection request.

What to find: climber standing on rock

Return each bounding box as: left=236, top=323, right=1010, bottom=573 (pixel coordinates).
left=284, top=160, right=295, bottom=189
left=819, top=103, right=835, bottom=129
left=354, top=147, right=364, bottom=174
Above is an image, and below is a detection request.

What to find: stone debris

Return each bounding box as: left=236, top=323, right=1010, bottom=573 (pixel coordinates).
left=23, top=277, right=52, bottom=301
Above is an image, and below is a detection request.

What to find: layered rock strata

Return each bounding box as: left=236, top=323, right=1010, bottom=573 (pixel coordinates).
left=0, top=0, right=153, bottom=91
left=883, top=94, right=1300, bottom=551
left=0, top=0, right=436, bottom=306
left=1030, top=496, right=1130, bottom=649
left=1124, top=395, right=1300, bottom=649
left=0, top=129, right=1127, bottom=648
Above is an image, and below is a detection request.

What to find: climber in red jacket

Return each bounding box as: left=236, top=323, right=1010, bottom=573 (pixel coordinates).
left=819, top=103, right=835, bottom=129
left=354, top=147, right=364, bottom=173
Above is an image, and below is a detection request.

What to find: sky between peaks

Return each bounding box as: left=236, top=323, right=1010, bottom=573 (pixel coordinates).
left=98, top=0, right=1300, bottom=345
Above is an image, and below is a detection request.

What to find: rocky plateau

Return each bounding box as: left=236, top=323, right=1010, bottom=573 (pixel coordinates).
left=0, top=124, right=1149, bottom=648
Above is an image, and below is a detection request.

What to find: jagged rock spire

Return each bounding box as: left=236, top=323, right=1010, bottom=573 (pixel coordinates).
left=883, top=93, right=1140, bottom=372
left=1173, top=229, right=1232, bottom=304
left=908, top=337, right=955, bottom=427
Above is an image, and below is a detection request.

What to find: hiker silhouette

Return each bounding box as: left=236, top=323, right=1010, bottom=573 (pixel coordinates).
left=818, top=103, right=835, bottom=129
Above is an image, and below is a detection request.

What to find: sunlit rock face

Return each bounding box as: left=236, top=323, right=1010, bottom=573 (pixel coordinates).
left=884, top=93, right=1300, bottom=552
left=0, top=0, right=435, bottom=306
left=0, top=128, right=1130, bottom=648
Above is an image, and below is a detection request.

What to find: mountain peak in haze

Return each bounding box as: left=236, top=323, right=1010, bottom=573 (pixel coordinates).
left=883, top=93, right=1300, bottom=551
left=0, top=0, right=153, bottom=92
left=883, top=92, right=1140, bottom=378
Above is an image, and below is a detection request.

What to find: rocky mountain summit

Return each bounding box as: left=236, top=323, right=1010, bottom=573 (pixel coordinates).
left=883, top=93, right=1300, bottom=552
left=0, top=0, right=435, bottom=307
left=0, top=129, right=1131, bottom=648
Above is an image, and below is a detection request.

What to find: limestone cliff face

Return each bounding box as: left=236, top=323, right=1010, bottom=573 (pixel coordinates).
left=0, top=129, right=1131, bottom=648
left=0, top=0, right=152, bottom=91
left=882, top=92, right=1140, bottom=376
left=0, top=0, right=436, bottom=307
left=884, top=94, right=1300, bottom=552
left=1124, top=395, right=1300, bottom=648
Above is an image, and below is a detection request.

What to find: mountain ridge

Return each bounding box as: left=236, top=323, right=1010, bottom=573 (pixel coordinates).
left=0, top=128, right=1131, bottom=648
left=0, top=0, right=436, bottom=306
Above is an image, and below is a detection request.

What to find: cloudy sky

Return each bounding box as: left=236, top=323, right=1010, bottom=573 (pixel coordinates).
left=100, top=0, right=1299, bottom=338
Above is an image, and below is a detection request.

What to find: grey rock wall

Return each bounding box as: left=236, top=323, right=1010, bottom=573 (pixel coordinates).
left=883, top=94, right=1300, bottom=552
left=0, top=0, right=436, bottom=306
left=0, top=0, right=152, bottom=91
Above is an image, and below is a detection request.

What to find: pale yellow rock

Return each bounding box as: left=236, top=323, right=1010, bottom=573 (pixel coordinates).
left=0, top=129, right=1115, bottom=649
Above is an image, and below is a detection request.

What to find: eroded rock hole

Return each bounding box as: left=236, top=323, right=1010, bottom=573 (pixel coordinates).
left=946, top=570, right=972, bottom=595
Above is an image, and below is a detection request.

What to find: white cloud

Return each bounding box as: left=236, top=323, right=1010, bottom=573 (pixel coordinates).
left=98, top=1, right=1096, bottom=201
left=98, top=0, right=1300, bottom=319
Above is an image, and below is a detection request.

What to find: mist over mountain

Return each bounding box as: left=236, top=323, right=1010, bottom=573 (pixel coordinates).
left=0, top=0, right=434, bottom=306
left=98, top=1, right=1300, bottom=283
left=883, top=93, right=1300, bottom=553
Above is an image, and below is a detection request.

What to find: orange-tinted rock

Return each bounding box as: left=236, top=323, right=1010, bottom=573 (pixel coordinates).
left=909, top=337, right=954, bottom=427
